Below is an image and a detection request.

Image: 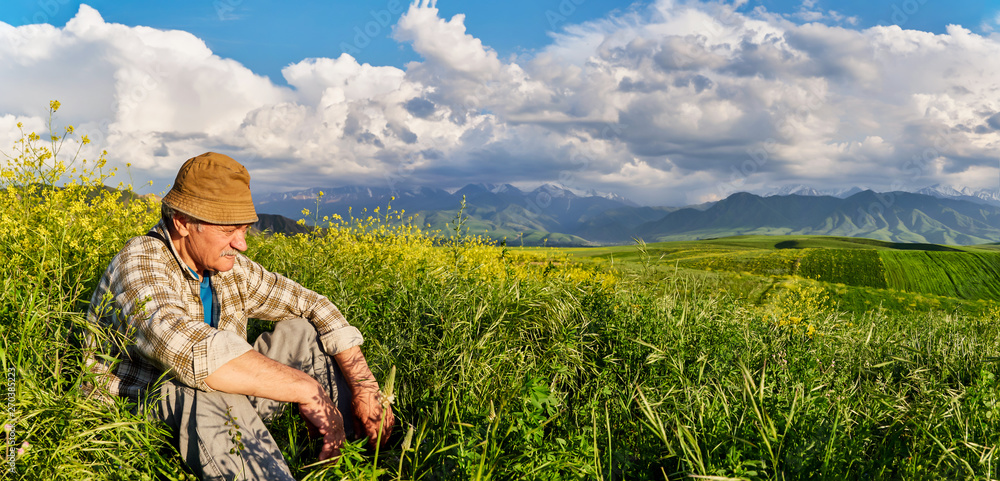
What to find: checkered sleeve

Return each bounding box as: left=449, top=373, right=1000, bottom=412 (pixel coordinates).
left=109, top=237, right=239, bottom=391
left=237, top=255, right=364, bottom=355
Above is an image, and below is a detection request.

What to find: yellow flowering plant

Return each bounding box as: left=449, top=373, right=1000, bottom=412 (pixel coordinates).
left=0, top=104, right=175, bottom=478
left=0, top=101, right=159, bottom=308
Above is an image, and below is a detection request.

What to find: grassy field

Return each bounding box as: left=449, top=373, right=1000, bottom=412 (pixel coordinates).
left=4, top=108, right=1000, bottom=480
left=879, top=251, right=1000, bottom=300
left=553, top=235, right=1000, bottom=307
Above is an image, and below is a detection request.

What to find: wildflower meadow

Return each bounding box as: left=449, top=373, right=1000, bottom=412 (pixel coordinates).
left=2, top=104, right=999, bottom=480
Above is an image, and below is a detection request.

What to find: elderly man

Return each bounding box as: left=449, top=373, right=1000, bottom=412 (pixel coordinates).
left=85, top=152, right=393, bottom=480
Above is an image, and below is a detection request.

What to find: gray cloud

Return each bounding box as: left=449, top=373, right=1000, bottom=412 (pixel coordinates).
left=987, top=113, right=1000, bottom=131
left=404, top=97, right=436, bottom=118
left=617, top=76, right=663, bottom=93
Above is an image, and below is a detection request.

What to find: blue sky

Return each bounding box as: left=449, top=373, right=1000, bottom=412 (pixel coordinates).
left=0, top=0, right=640, bottom=82
left=2, top=0, right=995, bottom=82
left=2, top=1, right=1000, bottom=205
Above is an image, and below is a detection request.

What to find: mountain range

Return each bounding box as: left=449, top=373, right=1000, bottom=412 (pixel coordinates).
left=766, top=184, right=1000, bottom=207
left=254, top=184, right=1000, bottom=246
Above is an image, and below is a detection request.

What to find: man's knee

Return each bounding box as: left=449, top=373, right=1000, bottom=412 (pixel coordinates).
left=253, top=318, right=326, bottom=378
left=273, top=317, right=314, bottom=341
left=156, top=381, right=258, bottom=429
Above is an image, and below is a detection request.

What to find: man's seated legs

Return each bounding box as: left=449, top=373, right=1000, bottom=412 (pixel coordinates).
left=153, top=382, right=295, bottom=481
left=148, top=318, right=351, bottom=480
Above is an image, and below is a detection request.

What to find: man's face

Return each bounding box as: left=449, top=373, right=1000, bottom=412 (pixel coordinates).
left=184, top=222, right=251, bottom=274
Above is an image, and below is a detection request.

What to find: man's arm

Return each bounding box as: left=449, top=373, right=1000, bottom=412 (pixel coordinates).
left=204, top=351, right=347, bottom=460
left=231, top=257, right=394, bottom=447
left=334, top=346, right=396, bottom=447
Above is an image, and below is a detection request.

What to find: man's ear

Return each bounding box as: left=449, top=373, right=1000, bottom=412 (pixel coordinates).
left=172, top=213, right=192, bottom=238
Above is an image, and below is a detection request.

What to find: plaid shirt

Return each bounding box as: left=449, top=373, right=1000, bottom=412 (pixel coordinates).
left=84, top=220, right=364, bottom=400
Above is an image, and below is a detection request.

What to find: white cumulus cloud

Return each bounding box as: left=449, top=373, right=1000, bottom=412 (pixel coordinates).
left=2, top=1, right=1000, bottom=206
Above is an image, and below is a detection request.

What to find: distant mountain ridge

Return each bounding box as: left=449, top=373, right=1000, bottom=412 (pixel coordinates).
left=765, top=184, right=1000, bottom=207
left=638, top=190, right=1000, bottom=245
left=764, top=185, right=864, bottom=198
left=915, top=185, right=1000, bottom=207
left=255, top=183, right=658, bottom=246
left=255, top=184, right=1000, bottom=246
left=253, top=213, right=311, bottom=236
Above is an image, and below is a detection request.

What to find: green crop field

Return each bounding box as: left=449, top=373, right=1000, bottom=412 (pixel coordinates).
left=880, top=251, right=1000, bottom=300
left=554, top=235, right=1000, bottom=307
left=4, top=110, right=1000, bottom=480
left=797, top=249, right=888, bottom=288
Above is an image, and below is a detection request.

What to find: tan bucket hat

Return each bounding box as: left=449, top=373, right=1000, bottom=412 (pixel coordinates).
left=162, top=152, right=259, bottom=225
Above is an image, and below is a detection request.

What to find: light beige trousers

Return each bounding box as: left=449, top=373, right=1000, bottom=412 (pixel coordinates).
left=147, top=318, right=354, bottom=481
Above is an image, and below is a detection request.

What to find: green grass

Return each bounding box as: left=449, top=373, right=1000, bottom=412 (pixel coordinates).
left=555, top=235, right=1000, bottom=307
left=798, top=249, right=887, bottom=288
left=880, top=251, right=1000, bottom=300
left=10, top=214, right=1000, bottom=479
left=4, top=110, right=1000, bottom=480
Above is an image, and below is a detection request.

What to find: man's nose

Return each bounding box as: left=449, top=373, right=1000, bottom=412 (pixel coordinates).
left=232, top=229, right=248, bottom=251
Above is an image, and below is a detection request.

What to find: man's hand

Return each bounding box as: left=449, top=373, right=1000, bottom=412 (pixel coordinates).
left=298, top=387, right=347, bottom=461
left=334, top=346, right=396, bottom=448
left=350, top=382, right=395, bottom=448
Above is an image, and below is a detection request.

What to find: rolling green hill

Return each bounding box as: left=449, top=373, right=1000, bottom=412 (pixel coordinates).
left=553, top=235, right=1000, bottom=306
left=879, top=250, right=1000, bottom=299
